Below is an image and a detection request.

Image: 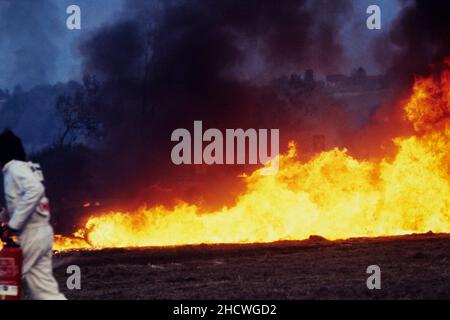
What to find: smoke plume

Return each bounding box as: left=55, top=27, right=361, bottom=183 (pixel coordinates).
left=374, top=0, right=450, bottom=80
left=76, top=0, right=355, bottom=208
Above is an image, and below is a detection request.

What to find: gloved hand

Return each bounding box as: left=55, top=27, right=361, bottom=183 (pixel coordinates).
left=0, top=224, right=17, bottom=242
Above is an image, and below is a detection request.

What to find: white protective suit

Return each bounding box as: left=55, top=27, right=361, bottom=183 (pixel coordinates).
left=3, top=160, right=66, bottom=300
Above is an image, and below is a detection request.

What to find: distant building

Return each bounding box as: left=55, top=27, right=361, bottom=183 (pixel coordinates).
left=351, top=67, right=367, bottom=81
left=272, top=70, right=317, bottom=95
left=326, top=68, right=387, bottom=92
left=326, top=74, right=349, bottom=87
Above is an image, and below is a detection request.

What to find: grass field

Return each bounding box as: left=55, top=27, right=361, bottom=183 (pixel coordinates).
left=53, top=233, right=450, bottom=299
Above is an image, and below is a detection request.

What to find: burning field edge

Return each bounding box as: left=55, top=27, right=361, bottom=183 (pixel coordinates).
left=53, top=231, right=445, bottom=254
left=52, top=232, right=450, bottom=300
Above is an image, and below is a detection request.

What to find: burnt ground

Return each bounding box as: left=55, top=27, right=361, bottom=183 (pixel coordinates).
left=52, top=233, right=450, bottom=299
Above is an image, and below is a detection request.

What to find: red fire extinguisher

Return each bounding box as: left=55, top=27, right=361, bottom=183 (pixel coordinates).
left=0, top=235, right=23, bottom=300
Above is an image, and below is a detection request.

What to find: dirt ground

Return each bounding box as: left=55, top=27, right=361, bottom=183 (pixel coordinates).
left=52, top=233, right=450, bottom=299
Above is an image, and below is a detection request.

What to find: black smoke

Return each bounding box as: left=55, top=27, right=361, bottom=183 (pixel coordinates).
left=2, top=0, right=446, bottom=233
left=374, top=0, right=450, bottom=81
left=74, top=0, right=356, bottom=210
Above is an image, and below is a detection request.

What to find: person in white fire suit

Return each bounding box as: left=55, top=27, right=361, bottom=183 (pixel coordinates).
left=0, top=129, right=66, bottom=300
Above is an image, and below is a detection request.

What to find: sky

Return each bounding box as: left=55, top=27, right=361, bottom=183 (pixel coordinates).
left=0, top=0, right=403, bottom=90
left=0, top=0, right=123, bottom=89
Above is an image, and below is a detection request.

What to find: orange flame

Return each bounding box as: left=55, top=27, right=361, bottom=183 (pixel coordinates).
left=54, top=62, right=450, bottom=251
left=405, top=58, right=450, bottom=132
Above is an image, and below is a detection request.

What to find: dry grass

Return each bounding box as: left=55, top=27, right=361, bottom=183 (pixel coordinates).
left=53, top=233, right=450, bottom=299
